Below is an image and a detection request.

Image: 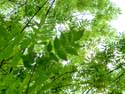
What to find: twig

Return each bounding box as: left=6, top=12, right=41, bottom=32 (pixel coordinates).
left=20, top=0, right=48, bottom=33
left=113, top=72, right=124, bottom=82
left=45, top=0, right=55, bottom=16
left=39, top=0, right=55, bottom=26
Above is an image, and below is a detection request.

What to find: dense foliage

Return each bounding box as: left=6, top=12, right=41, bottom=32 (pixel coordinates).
left=0, top=0, right=124, bottom=94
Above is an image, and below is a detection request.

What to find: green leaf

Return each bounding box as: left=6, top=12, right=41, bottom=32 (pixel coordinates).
left=49, top=52, right=59, bottom=62
left=10, top=53, right=21, bottom=67
left=47, top=41, right=53, bottom=52
left=55, top=49, right=67, bottom=60
left=60, top=33, right=69, bottom=46
left=22, top=52, right=35, bottom=68
left=54, top=37, right=61, bottom=49
left=65, top=46, right=78, bottom=55
left=72, top=30, right=84, bottom=41
left=0, top=44, right=13, bottom=60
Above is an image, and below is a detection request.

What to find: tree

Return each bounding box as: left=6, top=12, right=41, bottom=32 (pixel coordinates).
left=0, top=0, right=124, bottom=94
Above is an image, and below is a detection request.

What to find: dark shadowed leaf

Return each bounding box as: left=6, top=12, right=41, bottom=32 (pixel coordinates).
left=55, top=49, right=67, bottom=60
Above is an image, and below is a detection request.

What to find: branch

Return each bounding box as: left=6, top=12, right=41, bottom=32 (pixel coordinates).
left=39, top=0, right=55, bottom=26
left=20, top=0, right=48, bottom=33
left=108, top=63, right=124, bottom=74
left=114, top=72, right=124, bottom=82
left=45, top=0, right=55, bottom=16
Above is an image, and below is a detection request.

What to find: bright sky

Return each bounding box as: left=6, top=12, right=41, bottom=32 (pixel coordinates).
left=110, top=0, right=125, bottom=33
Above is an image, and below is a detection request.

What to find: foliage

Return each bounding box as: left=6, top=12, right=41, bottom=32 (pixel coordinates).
left=0, top=0, right=124, bottom=94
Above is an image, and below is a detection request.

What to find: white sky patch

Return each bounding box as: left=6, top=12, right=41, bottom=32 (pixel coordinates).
left=55, top=23, right=69, bottom=37
left=85, top=50, right=96, bottom=61
left=72, top=11, right=94, bottom=28
left=0, top=8, right=14, bottom=20
left=97, top=43, right=105, bottom=52
left=97, top=38, right=107, bottom=52
left=110, top=0, right=125, bottom=33
left=55, top=23, right=67, bottom=32
left=62, top=60, right=70, bottom=66
left=72, top=11, right=94, bottom=21
left=107, top=63, right=114, bottom=70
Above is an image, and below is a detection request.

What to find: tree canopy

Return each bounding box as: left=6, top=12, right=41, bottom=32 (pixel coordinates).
left=0, top=0, right=124, bottom=94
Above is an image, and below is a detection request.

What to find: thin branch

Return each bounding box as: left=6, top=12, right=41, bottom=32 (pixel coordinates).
left=20, top=0, right=48, bottom=33
left=114, top=72, right=124, bottom=82
left=108, top=66, right=121, bottom=74
left=45, top=0, right=55, bottom=17
left=39, top=0, right=55, bottom=26
left=108, top=63, right=124, bottom=74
